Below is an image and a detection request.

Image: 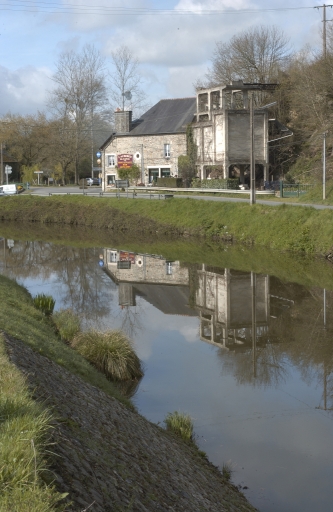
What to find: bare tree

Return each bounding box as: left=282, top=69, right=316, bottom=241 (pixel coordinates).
left=109, top=45, right=147, bottom=117
left=206, top=26, right=290, bottom=87
left=48, top=44, right=109, bottom=183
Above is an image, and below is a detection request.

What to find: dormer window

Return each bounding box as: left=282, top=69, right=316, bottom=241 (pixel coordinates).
left=164, top=144, right=170, bottom=158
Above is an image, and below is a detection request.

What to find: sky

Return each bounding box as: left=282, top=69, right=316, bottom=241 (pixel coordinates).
left=0, top=0, right=328, bottom=117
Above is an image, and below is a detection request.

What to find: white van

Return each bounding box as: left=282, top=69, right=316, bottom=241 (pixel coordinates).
left=0, top=184, right=19, bottom=195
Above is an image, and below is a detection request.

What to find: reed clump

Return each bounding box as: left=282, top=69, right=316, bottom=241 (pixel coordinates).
left=52, top=308, right=81, bottom=343
left=164, top=411, right=194, bottom=442
left=33, top=293, right=55, bottom=317
left=71, top=330, right=144, bottom=382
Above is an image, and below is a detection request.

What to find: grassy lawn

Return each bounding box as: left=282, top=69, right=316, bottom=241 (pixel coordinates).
left=1, top=194, right=333, bottom=256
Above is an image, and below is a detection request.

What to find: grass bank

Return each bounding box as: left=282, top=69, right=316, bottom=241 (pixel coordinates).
left=0, top=333, right=66, bottom=511
left=1, top=194, right=333, bottom=256
left=1, top=219, right=333, bottom=292
left=0, top=274, right=133, bottom=410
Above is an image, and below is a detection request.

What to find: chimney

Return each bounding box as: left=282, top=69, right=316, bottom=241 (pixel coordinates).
left=114, top=109, right=132, bottom=133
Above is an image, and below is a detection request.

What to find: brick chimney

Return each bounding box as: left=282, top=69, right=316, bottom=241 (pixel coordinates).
left=114, top=109, right=132, bottom=133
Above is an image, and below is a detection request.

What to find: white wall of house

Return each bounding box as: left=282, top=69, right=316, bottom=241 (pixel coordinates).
left=102, top=132, right=187, bottom=189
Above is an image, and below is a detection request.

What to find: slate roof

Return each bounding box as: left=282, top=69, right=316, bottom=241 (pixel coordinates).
left=126, top=97, right=196, bottom=136
left=133, top=284, right=198, bottom=316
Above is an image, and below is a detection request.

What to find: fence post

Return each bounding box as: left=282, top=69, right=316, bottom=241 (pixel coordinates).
left=280, top=180, right=283, bottom=198
left=298, top=183, right=300, bottom=197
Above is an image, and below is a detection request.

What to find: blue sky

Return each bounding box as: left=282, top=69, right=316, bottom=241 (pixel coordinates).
left=0, top=1, right=327, bottom=116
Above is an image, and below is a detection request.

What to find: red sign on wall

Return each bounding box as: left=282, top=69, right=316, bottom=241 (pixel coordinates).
left=117, top=154, right=133, bottom=168
left=119, top=251, right=136, bottom=263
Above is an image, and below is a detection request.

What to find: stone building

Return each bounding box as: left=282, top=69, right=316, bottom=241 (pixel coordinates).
left=192, top=81, right=277, bottom=184
left=100, top=98, right=196, bottom=189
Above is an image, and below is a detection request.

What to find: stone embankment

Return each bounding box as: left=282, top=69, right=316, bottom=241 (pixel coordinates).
left=4, top=333, right=258, bottom=512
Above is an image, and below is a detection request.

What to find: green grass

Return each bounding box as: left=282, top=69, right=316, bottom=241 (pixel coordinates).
left=164, top=411, right=194, bottom=443
left=1, top=194, right=333, bottom=256
left=71, top=330, right=144, bottom=382
left=0, top=333, right=67, bottom=511
left=52, top=309, right=81, bottom=343
left=0, top=274, right=133, bottom=410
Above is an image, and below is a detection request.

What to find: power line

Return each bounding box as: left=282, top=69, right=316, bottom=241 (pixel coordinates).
left=0, top=2, right=317, bottom=17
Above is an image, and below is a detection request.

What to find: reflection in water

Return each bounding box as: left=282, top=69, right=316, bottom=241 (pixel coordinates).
left=1, top=239, right=333, bottom=399
left=2, top=237, right=333, bottom=512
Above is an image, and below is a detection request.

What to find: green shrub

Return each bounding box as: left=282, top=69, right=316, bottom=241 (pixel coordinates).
left=32, top=294, right=55, bottom=317
left=156, top=177, right=183, bottom=188
left=52, top=309, right=81, bottom=343
left=196, top=178, right=239, bottom=190
left=71, top=330, right=144, bottom=382
left=164, top=411, right=194, bottom=442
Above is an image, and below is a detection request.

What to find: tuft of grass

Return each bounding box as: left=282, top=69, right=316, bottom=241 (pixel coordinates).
left=0, top=333, right=67, bottom=511
left=71, top=330, right=144, bottom=382
left=222, top=462, right=232, bottom=481
left=52, top=309, right=81, bottom=343
left=33, top=294, right=55, bottom=317
left=164, top=411, right=194, bottom=442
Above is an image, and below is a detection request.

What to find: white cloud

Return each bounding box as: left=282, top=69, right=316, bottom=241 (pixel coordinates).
left=0, top=66, right=52, bottom=115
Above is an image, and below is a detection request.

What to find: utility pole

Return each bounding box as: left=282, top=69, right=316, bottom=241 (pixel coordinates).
left=323, top=131, right=327, bottom=200
left=140, top=144, right=145, bottom=184
left=251, top=271, right=257, bottom=379
left=316, top=4, right=333, bottom=58
left=0, top=142, right=3, bottom=186
left=250, top=95, right=256, bottom=205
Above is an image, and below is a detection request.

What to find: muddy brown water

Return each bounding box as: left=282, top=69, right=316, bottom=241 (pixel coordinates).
left=1, top=230, right=333, bottom=512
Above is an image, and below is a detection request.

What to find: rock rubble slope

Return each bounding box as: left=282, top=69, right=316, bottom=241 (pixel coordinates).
left=5, top=333, right=258, bottom=512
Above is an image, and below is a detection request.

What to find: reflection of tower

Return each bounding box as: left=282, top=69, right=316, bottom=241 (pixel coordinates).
left=195, top=266, right=270, bottom=348
left=119, top=283, right=136, bottom=307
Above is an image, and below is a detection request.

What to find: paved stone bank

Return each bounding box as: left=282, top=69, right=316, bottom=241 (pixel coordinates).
left=4, top=333, right=257, bottom=512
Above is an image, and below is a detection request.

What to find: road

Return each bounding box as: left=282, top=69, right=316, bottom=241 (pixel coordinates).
left=27, top=186, right=333, bottom=210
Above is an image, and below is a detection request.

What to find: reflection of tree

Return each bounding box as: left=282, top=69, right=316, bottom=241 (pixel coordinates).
left=218, top=341, right=288, bottom=388
left=214, top=275, right=333, bottom=393
left=0, top=240, right=110, bottom=320
left=114, top=299, right=146, bottom=340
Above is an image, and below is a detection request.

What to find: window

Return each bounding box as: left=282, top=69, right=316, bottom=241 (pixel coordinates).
left=107, top=154, right=116, bottom=167
left=161, top=168, right=170, bottom=178
left=164, top=144, right=170, bottom=158
left=109, top=250, right=117, bottom=263
left=107, top=175, right=116, bottom=186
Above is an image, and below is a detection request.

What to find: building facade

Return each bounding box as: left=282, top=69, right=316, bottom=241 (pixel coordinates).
left=100, top=98, right=196, bottom=189
left=192, top=81, right=277, bottom=183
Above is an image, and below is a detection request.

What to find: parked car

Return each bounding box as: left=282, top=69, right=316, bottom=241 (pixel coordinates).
left=0, top=184, right=23, bottom=195
left=86, top=178, right=100, bottom=186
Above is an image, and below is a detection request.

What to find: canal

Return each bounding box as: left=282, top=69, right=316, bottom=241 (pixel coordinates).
left=1, top=225, right=333, bottom=512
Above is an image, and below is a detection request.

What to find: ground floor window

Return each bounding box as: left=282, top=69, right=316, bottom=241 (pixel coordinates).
left=107, top=174, right=116, bottom=186
left=148, top=167, right=171, bottom=183
left=161, top=168, right=171, bottom=178
left=148, top=168, right=159, bottom=183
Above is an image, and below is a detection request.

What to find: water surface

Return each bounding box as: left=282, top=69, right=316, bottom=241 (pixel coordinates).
left=1, top=232, right=332, bottom=512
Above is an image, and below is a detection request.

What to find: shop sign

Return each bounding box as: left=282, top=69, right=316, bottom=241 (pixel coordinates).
left=117, top=154, right=133, bottom=168
left=119, top=251, right=136, bottom=264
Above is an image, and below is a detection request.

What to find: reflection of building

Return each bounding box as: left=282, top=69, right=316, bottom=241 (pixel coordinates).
left=103, top=249, right=196, bottom=316
left=195, top=266, right=270, bottom=348
left=103, top=251, right=271, bottom=346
